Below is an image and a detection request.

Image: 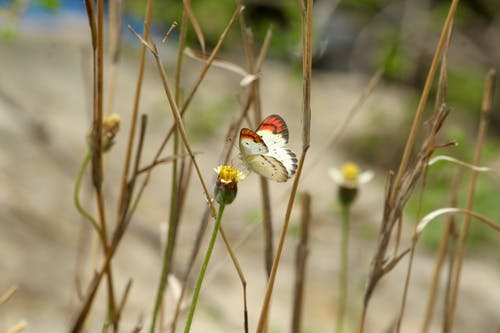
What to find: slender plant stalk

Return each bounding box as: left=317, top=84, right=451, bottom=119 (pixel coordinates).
left=105, top=0, right=121, bottom=116
left=150, top=21, right=185, bottom=332
left=443, top=221, right=458, bottom=333
left=116, top=0, right=154, bottom=219
left=389, top=0, right=459, bottom=203
left=421, top=210, right=456, bottom=333
left=84, top=0, right=119, bottom=327
left=446, top=68, right=495, bottom=331
left=291, top=193, right=311, bottom=333
left=237, top=4, right=275, bottom=278
left=255, top=0, right=312, bottom=330
left=74, top=150, right=102, bottom=239
left=183, top=204, right=226, bottom=333
left=149, top=152, right=179, bottom=333
left=336, top=205, right=350, bottom=333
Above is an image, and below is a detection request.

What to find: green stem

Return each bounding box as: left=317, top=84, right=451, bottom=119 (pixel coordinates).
left=336, top=204, right=350, bottom=333
left=74, top=150, right=104, bottom=241
left=184, top=204, right=226, bottom=333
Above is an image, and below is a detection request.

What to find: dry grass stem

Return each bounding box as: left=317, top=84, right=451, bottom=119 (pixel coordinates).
left=445, top=68, right=496, bottom=331
left=390, top=0, right=459, bottom=203
left=395, top=16, right=455, bottom=330
left=183, top=0, right=205, bottom=54
left=237, top=6, right=275, bottom=279
left=291, top=193, right=311, bottom=333
left=0, top=286, right=17, bottom=305
left=421, top=171, right=459, bottom=333
left=255, top=1, right=313, bottom=331
left=116, top=0, right=154, bottom=219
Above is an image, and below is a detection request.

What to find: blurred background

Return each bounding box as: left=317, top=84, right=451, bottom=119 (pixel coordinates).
left=0, top=0, right=499, bottom=332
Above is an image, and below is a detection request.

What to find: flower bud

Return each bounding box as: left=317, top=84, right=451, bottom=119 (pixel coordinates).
left=213, top=165, right=245, bottom=205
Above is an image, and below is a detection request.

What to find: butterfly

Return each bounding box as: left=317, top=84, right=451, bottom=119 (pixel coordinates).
left=239, top=114, right=298, bottom=182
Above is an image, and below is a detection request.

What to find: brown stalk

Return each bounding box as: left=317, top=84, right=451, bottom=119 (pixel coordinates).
left=136, top=154, right=191, bottom=174
left=238, top=3, right=275, bottom=278
left=84, top=0, right=118, bottom=327
left=390, top=0, right=459, bottom=204
left=116, top=0, right=154, bottom=219
left=183, top=0, right=205, bottom=54
left=105, top=0, right=122, bottom=116
left=255, top=0, right=313, bottom=330
left=443, top=221, right=458, bottom=333
left=115, top=279, right=133, bottom=326
left=395, top=16, right=455, bottom=331
left=421, top=171, right=459, bottom=333
left=291, top=193, right=311, bottom=333
left=445, top=68, right=496, bottom=331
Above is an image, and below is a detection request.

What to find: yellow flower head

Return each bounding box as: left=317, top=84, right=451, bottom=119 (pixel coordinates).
left=213, top=165, right=245, bottom=205
left=214, top=165, right=245, bottom=185
left=341, top=163, right=360, bottom=182
left=329, top=162, right=374, bottom=206
left=329, top=162, right=373, bottom=189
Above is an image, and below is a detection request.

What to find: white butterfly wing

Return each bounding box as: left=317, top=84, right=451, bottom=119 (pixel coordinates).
left=266, top=146, right=297, bottom=179
left=245, top=154, right=290, bottom=182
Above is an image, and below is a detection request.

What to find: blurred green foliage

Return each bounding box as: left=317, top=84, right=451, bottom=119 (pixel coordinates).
left=36, top=0, right=61, bottom=11
left=124, top=0, right=301, bottom=58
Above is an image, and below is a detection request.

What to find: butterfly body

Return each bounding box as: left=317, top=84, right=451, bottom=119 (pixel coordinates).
left=239, top=114, right=297, bottom=182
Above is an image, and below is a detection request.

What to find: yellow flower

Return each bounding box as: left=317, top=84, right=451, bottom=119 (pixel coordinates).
left=213, top=165, right=245, bottom=205
left=329, top=162, right=373, bottom=206
left=329, top=162, right=374, bottom=189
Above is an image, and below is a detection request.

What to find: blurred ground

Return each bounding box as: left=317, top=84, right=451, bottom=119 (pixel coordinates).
left=0, top=14, right=499, bottom=333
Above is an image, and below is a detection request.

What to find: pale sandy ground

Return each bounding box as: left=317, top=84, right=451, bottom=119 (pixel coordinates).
left=0, top=17, right=498, bottom=333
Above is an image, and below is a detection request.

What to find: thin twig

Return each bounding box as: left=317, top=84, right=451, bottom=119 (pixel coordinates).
left=291, top=193, right=311, bottom=333
left=421, top=171, right=459, bottom=333
left=396, top=18, right=455, bottom=331
left=255, top=0, right=313, bottom=330
left=446, top=68, right=496, bottom=331
left=115, top=0, right=154, bottom=219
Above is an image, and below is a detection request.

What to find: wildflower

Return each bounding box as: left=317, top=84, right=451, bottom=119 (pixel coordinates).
left=213, top=165, right=245, bottom=205
left=329, top=162, right=374, bottom=206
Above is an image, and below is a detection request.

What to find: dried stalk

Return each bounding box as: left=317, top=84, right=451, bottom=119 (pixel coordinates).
left=291, top=193, right=311, bottom=333
left=255, top=0, right=312, bottom=330
left=116, top=0, right=154, bottom=219
left=445, top=68, right=496, bottom=331
left=237, top=3, right=275, bottom=278
left=421, top=172, right=459, bottom=333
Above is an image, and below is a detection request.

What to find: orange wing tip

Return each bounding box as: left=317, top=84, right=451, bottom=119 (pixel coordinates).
left=240, top=128, right=264, bottom=143
left=258, top=114, right=289, bottom=141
